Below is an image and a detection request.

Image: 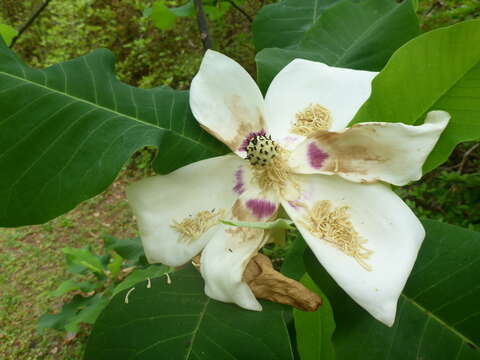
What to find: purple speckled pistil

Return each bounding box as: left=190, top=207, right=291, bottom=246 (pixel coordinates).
left=246, top=199, right=277, bottom=219
left=307, top=142, right=329, bottom=169
left=233, top=167, right=245, bottom=194
left=238, top=129, right=267, bottom=151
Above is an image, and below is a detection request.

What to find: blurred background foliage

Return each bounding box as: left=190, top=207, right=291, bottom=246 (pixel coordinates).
left=0, top=0, right=478, bottom=359
left=0, top=0, right=262, bottom=89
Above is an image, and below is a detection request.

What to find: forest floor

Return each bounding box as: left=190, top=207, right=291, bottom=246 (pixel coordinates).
left=0, top=0, right=479, bottom=359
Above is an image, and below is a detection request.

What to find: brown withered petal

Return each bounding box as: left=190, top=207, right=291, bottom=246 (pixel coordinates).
left=192, top=253, right=322, bottom=312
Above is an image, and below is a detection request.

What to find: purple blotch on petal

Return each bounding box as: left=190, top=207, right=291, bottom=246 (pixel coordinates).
left=238, top=129, right=267, bottom=151
left=233, top=167, right=245, bottom=194
left=246, top=199, right=277, bottom=219
left=308, top=142, right=329, bottom=169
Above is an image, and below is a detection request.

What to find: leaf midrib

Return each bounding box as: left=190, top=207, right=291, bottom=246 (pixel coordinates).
left=413, top=59, right=480, bottom=126
left=401, top=292, right=477, bottom=347
left=0, top=70, right=212, bottom=149
left=184, top=298, right=210, bottom=359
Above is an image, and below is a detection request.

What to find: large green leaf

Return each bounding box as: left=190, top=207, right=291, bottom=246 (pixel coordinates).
left=252, top=0, right=342, bottom=52
left=304, top=219, right=480, bottom=360
left=112, top=264, right=169, bottom=296
left=254, top=0, right=419, bottom=92
left=280, top=233, right=308, bottom=281
left=293, top=274, right=335, bottom=360
left=351, top=20, right=480, bottom=172
left=85, top=265, right=294, bottom=360
left=0, top=40, right=227, bottom=227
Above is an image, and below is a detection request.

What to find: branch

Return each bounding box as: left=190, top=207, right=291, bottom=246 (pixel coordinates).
left=10, top=0, right=53, bottom=48
left=458, top=143, right=480, bottom=174
left=193, top=0, right=213, bottom=52
left=226, top=0, right=252, bottom=23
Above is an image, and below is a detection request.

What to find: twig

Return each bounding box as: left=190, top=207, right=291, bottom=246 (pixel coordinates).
left=226, top=0, right=252, bottom=23
left=423, top=0, right=443, bottom=17
left=193, top=0, right=213, bottom=51
left=458, top=143, right=479, bottom=174
left=10, top=0, right=53, bottom=48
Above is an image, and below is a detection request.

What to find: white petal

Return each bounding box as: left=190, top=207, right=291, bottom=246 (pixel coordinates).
left=200, top=224, right=267, bottom=311
left=190, top=50, right=266, bottom=155
left=288, top=111, right=450, bottom=186
left=200, top=181, right=279, bottom=311
left=126, top=154, right=245, bottom=267
left=283, top=174, right=425, bottom=326
left=264, top=59, right=377, bottom=149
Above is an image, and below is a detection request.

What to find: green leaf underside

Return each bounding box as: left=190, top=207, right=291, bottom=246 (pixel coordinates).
left=254, top=0, right=419, bottom=92
left=221, top=218, right=295, bottom=230
left=351, top=20, right=480, bottom=173
left=294, top=274, right=335, bottom=360
left=85, top=266, right=294, bottom=360
left=0, top=39, right=228, bottom=227
left=305, top=219, right=480, bottom=359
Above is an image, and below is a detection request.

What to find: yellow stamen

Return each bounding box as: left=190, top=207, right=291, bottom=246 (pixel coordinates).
left=292, top=104, right=332, bottom=136
left=171, top=209, right=225, bottom=243
left=124, top=287, right=135, bottom=304
left=250, top=146, right=299, bottom=198
left=300, top=200, right=373, bottom=271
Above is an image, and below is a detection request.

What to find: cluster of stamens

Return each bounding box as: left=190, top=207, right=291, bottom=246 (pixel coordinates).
left=299, top=200, right=373, bottom=271
left=245, top=135, right=279, bottom=166
left=171, top=209, right=225, bottom=243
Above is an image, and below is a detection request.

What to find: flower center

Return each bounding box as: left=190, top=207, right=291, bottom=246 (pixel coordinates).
left=245, top=135, right=279, bottom=167
left=242, top=133, right=298, bottom=198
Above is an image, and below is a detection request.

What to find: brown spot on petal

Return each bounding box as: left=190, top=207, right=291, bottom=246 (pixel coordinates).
left=311, top=128, right=390, bottom=175
left=225, top=226, right=264, bottom=244
left=203, top=95, right=267, bottom=152
left=231, top=199, right=252, bottom=220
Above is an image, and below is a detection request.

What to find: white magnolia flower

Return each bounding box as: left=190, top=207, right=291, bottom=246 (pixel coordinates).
left=127, top=50, right=449, bottom=326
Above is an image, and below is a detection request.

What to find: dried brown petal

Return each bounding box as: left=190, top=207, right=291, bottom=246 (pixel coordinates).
left=192, top=253, right=322, bottom=312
